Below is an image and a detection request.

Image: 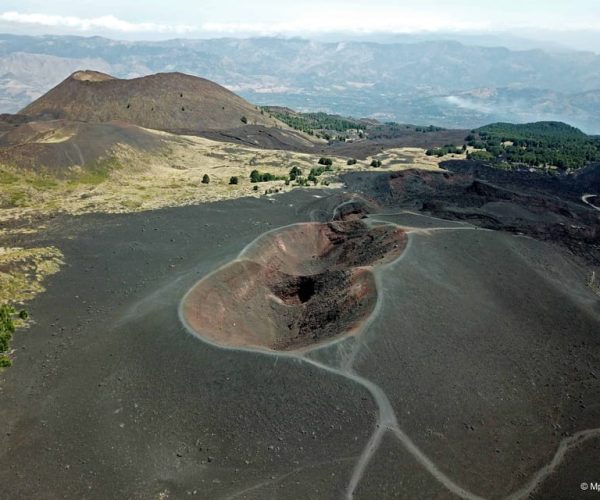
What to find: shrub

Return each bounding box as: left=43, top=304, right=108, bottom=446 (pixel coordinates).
left=347, top=158, right=357, bottom=165
left=467, top=150, right=494, bottom=161
left=0, top=305, right=18, bottom=358
left=289, top=166, right=302, bottom=180
left=253, top=185, right=259, bottom=191
left=201, top=174, right=210, bottom=184
left=370, top=159, right=382, bottom=168
left=0, top=305, right=15, bottom=334
left=0, top=331, right=11, bottom=352
left=426, top=145, right=463, bottom=157
left=250, top=170, right=281, bottom=183
left=229, top=176, right=239, bottom=185
left=241, top=116, right=248, bottom=124
left=318, top=157, right=333, bottom=166
left=0, top=355, right=11, bottom=368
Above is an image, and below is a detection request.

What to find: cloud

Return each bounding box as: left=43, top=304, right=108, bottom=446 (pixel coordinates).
left=0, top=11, right=195, bottom=34
left=201, top=7, right=491, bottom=36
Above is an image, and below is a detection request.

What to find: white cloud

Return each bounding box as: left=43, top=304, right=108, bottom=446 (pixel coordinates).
left=201, top=8, right=491, bottom=36
left=0, top=11, right=195, bottom=34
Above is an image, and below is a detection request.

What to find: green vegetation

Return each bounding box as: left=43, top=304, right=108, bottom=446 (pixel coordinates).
left=249, top=170, right=286, bottom=183
left=264, top=107, right=448, bottom=143
left=307, top=164, right=333, bottom=185
left=0, top=168, right=19, bottom=185
left=311, top=165, right=333, bottom=176
left=229, top=176, right=239, bottom=185
left=425, top=145, right=464, bottom=157
left=0, top=305, right=26, bottom=369
left=467, top=150, right=495, bottom=162
left=369, top=123, right=445, bottom=139
left=318, top=157, right=333, bottom=166
left=266, top=109, right=362, bottom=135
left=370, top=159, right=382, bottom=168
left=289, top=166, right=302, bottom=180
left=27, top=177, right=59, bottom=190
left=201, top=174, right=210, bottom=184
left=240, top=116, right=248, bottom=124
left=467, top=121, right=600, bottom=170
left=68, top=157, right=121, bottom=186
left=347, top=158, right=357, bottom=165
left=0, top=158, right=119, bottom=209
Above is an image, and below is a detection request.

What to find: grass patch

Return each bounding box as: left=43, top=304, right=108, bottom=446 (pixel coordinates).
left=7, top=190, right=30, bottom=208
left=0, top=168, right=19, bottom=185
left=27, top=177, right=59, bottom=189
left=0, top=246, right=64, bottom=304
left=0, top=246, right=63, bottom=368
left=67, top=157, right=121, bottom=186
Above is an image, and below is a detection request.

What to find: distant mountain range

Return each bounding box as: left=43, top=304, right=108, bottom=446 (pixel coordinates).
left=2, top=34, right=600, bottom=132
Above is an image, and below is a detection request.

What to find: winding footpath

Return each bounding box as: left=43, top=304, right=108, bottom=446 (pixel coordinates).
left=582, top=194, right=600, bottom=211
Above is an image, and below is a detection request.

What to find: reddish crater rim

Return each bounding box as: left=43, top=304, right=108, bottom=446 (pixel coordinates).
left=182, top=220, right=406, bottom=352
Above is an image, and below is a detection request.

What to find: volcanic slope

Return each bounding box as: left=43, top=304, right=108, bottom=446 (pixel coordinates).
left=0, top=118, right=165, bottom=175
left=1, top=188, right=598, bottom=499
left=20, top=70, right=286, bottom=134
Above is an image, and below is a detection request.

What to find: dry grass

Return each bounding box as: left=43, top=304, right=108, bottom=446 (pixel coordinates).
left=0, top=246, right=64, bottom=305
left=360, top=147, right=463, bottom=171
left=0, top=131, right=455, bottom=222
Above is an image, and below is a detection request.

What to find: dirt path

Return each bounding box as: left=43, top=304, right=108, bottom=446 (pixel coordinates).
left=582, top=194, right=600, bottom=211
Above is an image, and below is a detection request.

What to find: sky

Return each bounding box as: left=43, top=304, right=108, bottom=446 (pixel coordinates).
left=0, top=0, right=599, bottom=50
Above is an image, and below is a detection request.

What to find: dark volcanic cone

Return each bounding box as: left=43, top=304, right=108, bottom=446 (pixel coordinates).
left=182, top=220, right=406, bottom=351
left=20, top=70, right=283, bottom=134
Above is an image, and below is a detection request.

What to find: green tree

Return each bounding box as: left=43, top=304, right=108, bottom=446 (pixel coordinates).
left=229, top=176, right=239, bottom=185
left=201, top=174, right=210, bottom=184
left=289, top=166, right=302, bottom=180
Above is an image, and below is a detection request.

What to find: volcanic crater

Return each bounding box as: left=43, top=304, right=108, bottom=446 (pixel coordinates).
left=182, top=220, right=406, bottom=351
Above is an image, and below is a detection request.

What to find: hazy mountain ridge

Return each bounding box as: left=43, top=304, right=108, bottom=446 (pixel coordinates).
left=2, top=34, right=600, bottom=131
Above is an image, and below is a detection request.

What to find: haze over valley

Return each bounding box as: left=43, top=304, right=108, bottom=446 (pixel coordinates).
left=3, top=34, right=600, bottom=132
